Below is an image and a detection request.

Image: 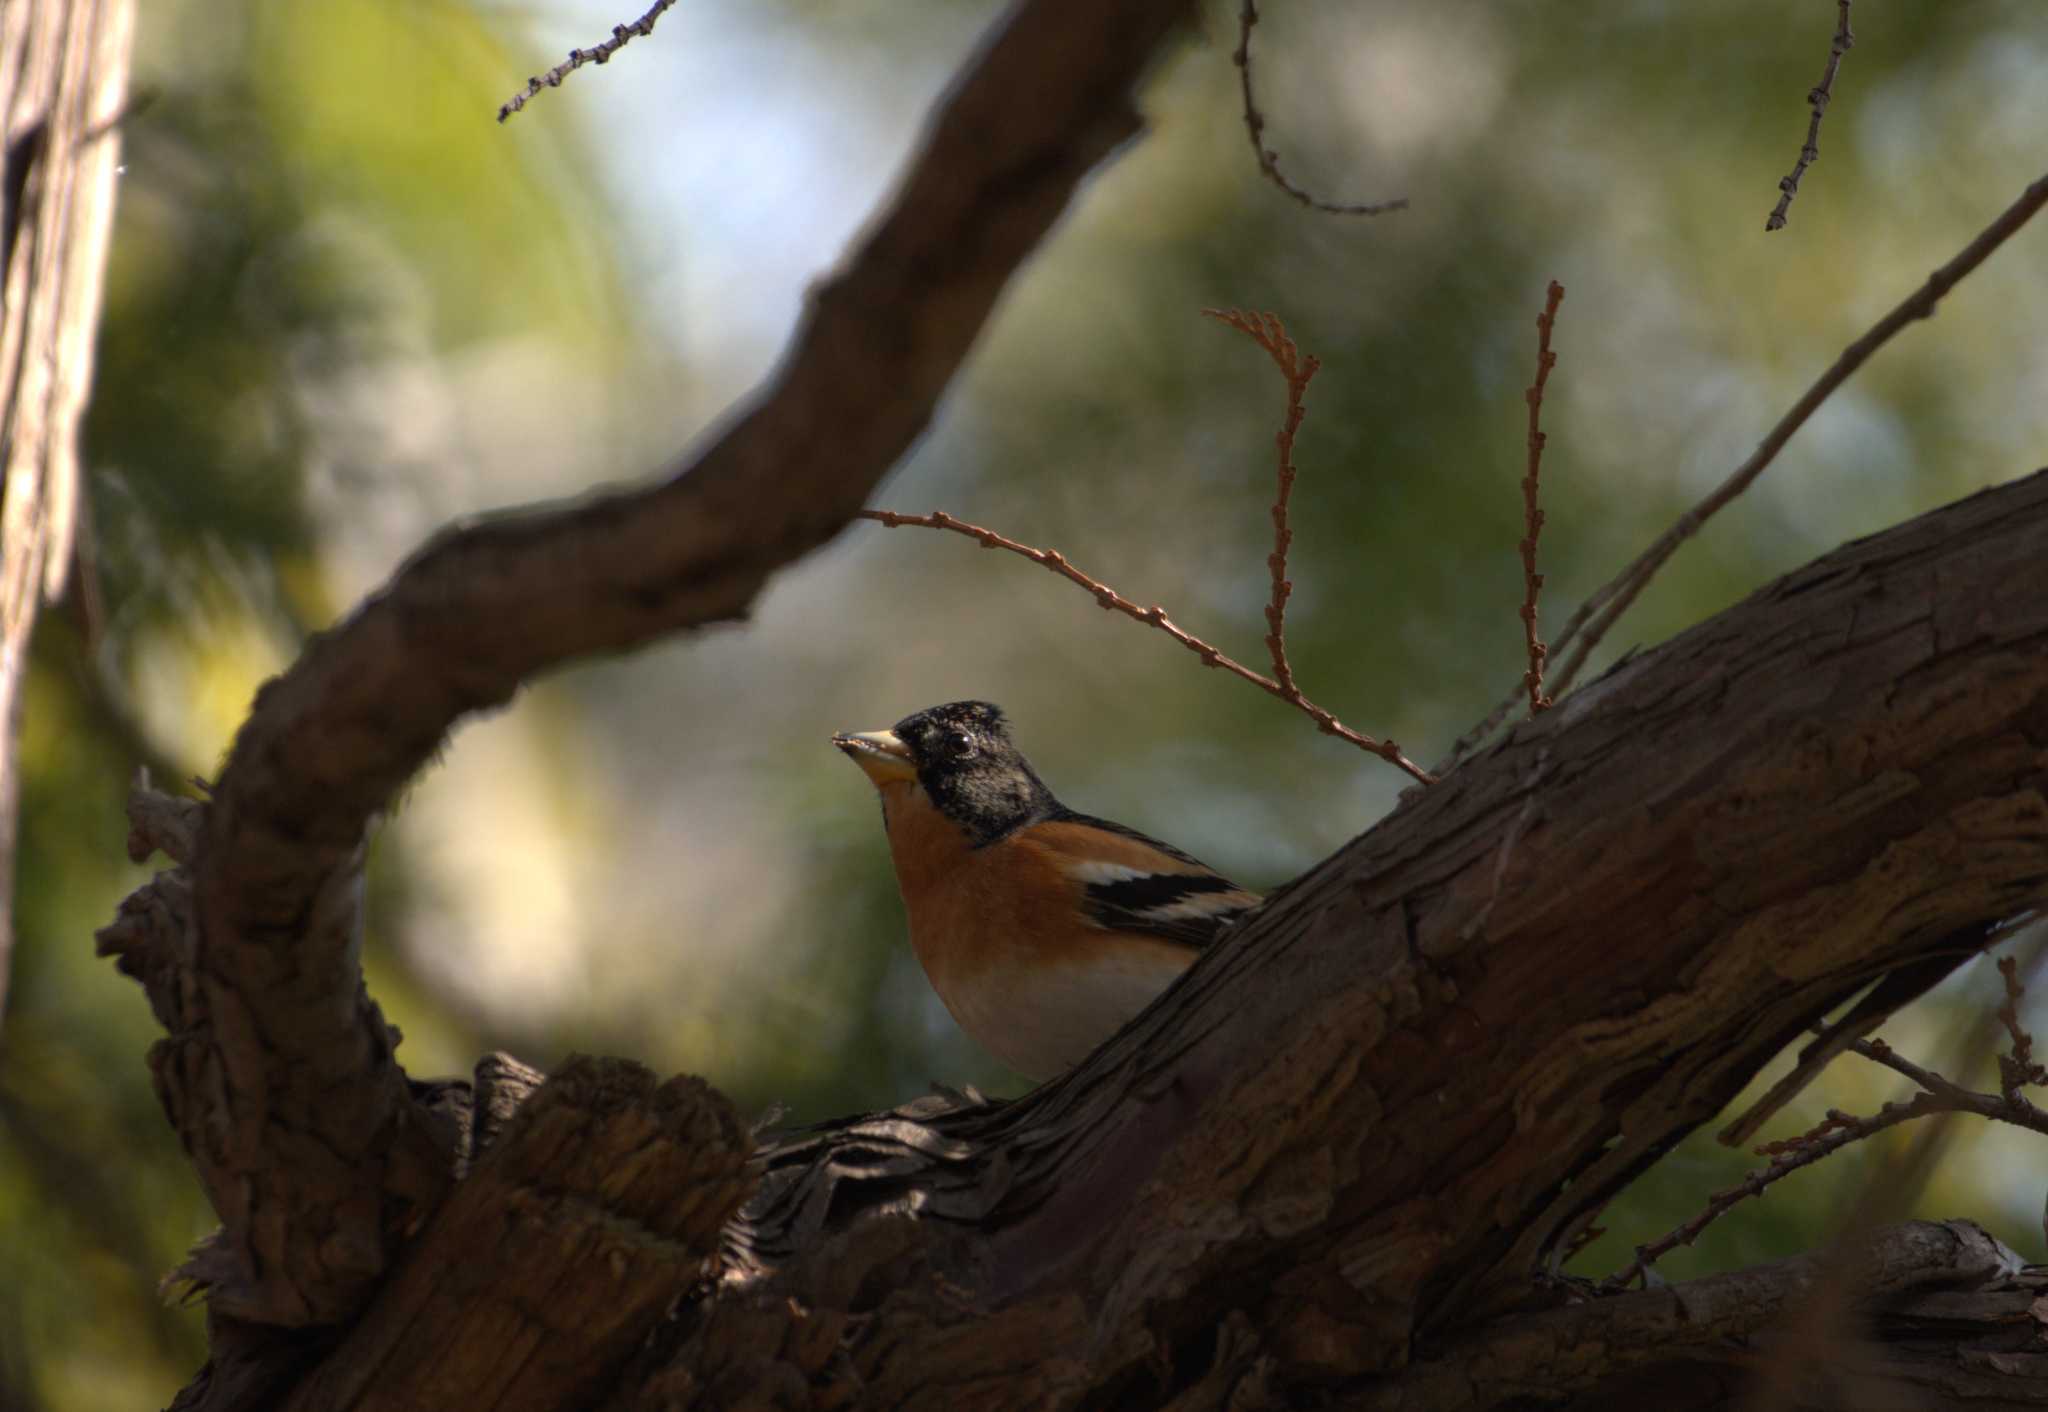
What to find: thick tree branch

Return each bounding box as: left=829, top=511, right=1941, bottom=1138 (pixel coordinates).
left=630, top=467, right=2048, bottom=1406
left=110, top=0, right=1198, bottom=1332
left=280, top=1057, right=752, bottom=1412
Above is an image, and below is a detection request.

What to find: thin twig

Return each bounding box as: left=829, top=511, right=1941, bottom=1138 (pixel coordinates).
left=1547, top=169, right=2048, bottom=699
left=1599, top=1098, right=1941, bottom=1293
left=1442, top=167, right=2048, bottom=772
left=1767, top=1, right=1855, bottom=233
left=1995, top=955, right=2048, bottom=1098
left=1742, top=946, right=2048, bottom=1412
left=497, top=0, right=676, bottom=123
left=1201, top=307, right=1317, bottom=696
left=1602, top=1064, right=2048, bottom=1293
left=1519, top=281, right=1565, bottom=715
left=856, top=507, right=1435, bottom=785
left=1558, top=1220, right=1607, bottom=1267
left=1231, top=0, right=1408, bottom=218
left=1603, top=989, right=2048, bottom=1292
left=1846, top=1036, right=1972, bottom=1103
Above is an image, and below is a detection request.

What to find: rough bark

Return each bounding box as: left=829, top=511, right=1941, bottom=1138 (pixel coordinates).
left=279, top=1057, right=752, bottom=1412
left=0, top=0, right=133, bottom=1021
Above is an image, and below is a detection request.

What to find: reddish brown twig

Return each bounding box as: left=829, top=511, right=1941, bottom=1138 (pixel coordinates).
left=1846, top=1036, right=1971, bottom=1102
left=1444, top=167, right=2048, bottom=772
left=1600, top=1099, right=1932, bottom=1293
left=861, top=310, right=1432, bottom=783
left=1201, top=308, right=1316, bottom=697
left=1601, top=1003, right=2048, bottom=1292
left=1767, top=1, right=1855, bottom=233
left=1519, top=282, right=1565, bottom=715
left=1995, top=955, right=2048, bottom=1099
left=1231, top=0, right=1407, bottom=218
left=1547, top=170, right=2048, bottom=700
left=857, top=507, right=1435, bottom=785
left=498, top=0, right=676, bottom=122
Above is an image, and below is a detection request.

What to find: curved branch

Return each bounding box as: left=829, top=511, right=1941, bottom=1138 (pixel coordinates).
left=120, top=0, right=1199, bottom=1329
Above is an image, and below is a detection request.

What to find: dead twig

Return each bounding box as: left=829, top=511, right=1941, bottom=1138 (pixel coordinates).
left=860, top=309, right=1432, bottom=784
left=1201, top=307, right=1314, bottom=696
left=1231, top=0, right=1407, bottom=218
left=1550, top=168, right=2048, bottom=698
left=1519, top=281, right=1564, bottom=715
left=1602, top=956, right=2048, bottom=1293
left=1599, top=1099, right=1937, bottom=1292
left=857, top=505, right=1434, bottom=785
left=1848, top=1036, right=1971, bottom=1102
left=1444, top=167, right=2048, bottom=771
left=1995, top=954, right=2048, bottom=1099
left=498, top=0, right=676, bottom=123
left=1767, top=1, right=1856, bottom=233
left=1600, top=1089, right=1985, bottom=1294
left=1741, top=939, right=2046, bottom=1412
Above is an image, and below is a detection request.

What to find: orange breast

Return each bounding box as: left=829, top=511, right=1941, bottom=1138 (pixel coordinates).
left=874, top=781, right=1196, bottom=1078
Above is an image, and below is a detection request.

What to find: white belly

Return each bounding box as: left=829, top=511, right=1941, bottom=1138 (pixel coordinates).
left=940, top=949, right=1192, bottom=1081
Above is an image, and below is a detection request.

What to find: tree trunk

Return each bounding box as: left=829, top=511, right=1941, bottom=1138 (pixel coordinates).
left=0, top=0, right=134, bottom=1022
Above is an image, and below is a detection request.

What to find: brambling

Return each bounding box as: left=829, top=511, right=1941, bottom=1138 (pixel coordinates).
left=833, top=701, right=1259, bottom=1080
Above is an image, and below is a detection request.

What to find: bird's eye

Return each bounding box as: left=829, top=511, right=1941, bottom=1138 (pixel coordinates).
left=941, top=729, right=976, bottom=760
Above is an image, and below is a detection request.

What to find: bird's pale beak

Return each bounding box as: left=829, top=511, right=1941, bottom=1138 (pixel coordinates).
left=832, top=728, right=917, bottom=784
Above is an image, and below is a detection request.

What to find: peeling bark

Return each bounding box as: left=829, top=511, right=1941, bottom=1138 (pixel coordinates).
left=280, top=1057, right=752, bottom=1412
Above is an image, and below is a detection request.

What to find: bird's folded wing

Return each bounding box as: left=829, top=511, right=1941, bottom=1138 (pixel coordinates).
left=1031, top=810, right=1260, bottom=949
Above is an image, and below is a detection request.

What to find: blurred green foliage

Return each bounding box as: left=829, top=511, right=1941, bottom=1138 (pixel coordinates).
left=7, top=0, right=2048, bottom=1405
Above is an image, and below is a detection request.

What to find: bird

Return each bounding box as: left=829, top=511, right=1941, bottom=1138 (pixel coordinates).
left=832, top=700, right=1259, bottom=1081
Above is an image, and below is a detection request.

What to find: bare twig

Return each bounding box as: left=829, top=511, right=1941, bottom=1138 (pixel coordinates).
left=1767, top=1, right=1855, bottom=233
left=1542, top=169, right=2048, bottom=700
left=1600, top=1099, right=1939, bottom=1293
left=1995, top=955, right=2048, bottom=1098
left=1603, top=984, right=2048, bottom=1293
left=1231, top=0, right=1408, bottom=218
left=1558, top=1220, right=1606, bottom=1267
left=857, top=507, right=1435, bottom=785
left=1846, top=1036, right=1971, bottom=1102
left=1742, top=947, right=2048, bottom=1412
left=1519, top=282, right=1564, bottom=715
left=1444, top=167, right=2048, bottom=772
left=1201, top=307, right=1316, bottom=696
left=860, top=309, right=1433, bottom=784
left=497, top=0, right=676, bottom=123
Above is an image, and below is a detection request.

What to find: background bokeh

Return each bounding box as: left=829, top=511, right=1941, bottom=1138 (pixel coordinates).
left=9, top=0, right=2048, bottom=1404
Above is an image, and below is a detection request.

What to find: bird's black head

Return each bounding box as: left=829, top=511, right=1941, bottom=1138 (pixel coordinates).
left=834, top=700, right=1059, bottom=846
